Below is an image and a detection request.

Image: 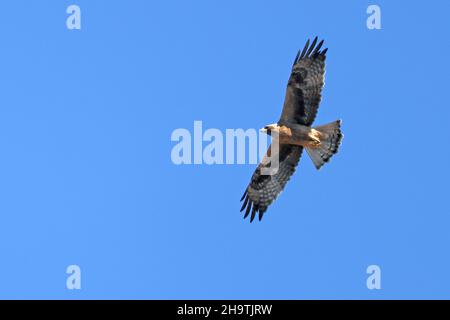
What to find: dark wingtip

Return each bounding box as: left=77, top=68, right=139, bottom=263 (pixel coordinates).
left=312, top=39, right=324, bottom=56
left=258, top=208, right=266, bottom=221
left=250, top=206, right=257, bottom=223
left=293, top=50, right=300, bottom=66
left=306, top=37, right=318, bottom=57
left=240, top=189, right=247, bottom=201
left=244, top=201, right=252, bottom=219
left=241, top=200, right=270, bottom=223
left=240, top=195, right=249, bottom=212
left=297, top=37, right=328, bottom=62
left=299, top=38, right=310, bottom=59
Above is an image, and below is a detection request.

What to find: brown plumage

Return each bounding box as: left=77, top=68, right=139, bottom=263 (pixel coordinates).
left=240, top=37, right=343, bottom=222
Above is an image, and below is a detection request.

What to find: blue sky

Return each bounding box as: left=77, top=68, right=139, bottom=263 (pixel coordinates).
left=0, top=0, right=449, bottom=299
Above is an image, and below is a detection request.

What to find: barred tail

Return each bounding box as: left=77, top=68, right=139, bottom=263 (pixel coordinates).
left=306, top=120, right=343, bottom=170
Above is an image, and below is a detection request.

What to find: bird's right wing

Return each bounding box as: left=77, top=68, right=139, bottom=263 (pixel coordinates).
left=240, top=144, right=303, bottom=222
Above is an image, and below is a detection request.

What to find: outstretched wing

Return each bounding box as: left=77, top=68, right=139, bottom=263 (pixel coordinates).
left=278, top=37, right=327, bottom=127
left=240, top=145, right=303, bottom=222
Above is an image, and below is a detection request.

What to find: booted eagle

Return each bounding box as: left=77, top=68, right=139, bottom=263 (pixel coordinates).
left=240, top=37, right=343, bottom=222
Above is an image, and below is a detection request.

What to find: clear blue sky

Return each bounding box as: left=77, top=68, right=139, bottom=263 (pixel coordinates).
left=0, top=0, right=449, bottom=299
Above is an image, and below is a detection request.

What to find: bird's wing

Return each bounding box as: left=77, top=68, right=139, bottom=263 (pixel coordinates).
left=278, top=37, right=327, bottom=127
left=240, top=144, right=303, bottom=222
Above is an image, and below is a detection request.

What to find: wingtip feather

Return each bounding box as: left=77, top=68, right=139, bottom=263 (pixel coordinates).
left=250, top=206, right=257, bottom=223
left=306, top=37, right=318, bottom=57
left=244, top=201, right=252, bottom=219
left=240, top=189, right=247, bottom=201
left=240, top=195, right=249, bottom=212
left=299, top=39, right=310, bottom=59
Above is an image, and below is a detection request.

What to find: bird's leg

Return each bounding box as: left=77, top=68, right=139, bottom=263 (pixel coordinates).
left=308, top=129, right=322, bottom=147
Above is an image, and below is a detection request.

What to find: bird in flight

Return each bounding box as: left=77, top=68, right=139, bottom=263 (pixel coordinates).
left=240, top=37, right=343, bottom=222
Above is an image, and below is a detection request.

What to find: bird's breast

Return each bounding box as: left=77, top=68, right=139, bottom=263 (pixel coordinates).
left=277, top=125, right=320, bottom=147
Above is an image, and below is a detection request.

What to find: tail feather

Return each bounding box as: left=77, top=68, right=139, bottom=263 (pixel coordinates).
left=306, top=120, right=343, bottom=170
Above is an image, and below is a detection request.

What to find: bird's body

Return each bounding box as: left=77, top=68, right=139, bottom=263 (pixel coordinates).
left=262, top=123, right=322, bottom=148
left=240, top=37, right=343, bottom=222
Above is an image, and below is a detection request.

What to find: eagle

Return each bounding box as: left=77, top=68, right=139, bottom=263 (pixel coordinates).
left=240, top=37, right=343, bottom=222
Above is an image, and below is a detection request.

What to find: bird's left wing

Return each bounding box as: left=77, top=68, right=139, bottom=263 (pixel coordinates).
left=240, top=144, right=303, bottom=222
left=278, top=37, right=327, bottom=127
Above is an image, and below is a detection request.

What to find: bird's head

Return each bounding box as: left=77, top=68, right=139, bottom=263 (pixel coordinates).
left=260, top=123, right=279, bottom=135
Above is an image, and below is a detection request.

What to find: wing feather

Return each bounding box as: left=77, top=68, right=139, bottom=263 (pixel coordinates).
left=299, top=39, right=310, bottom=60
left=240, top=144, right=303, bottom=222
left=279, top=37, right=327, bottom=127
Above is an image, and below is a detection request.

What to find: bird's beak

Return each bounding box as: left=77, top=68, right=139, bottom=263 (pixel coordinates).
left=260, top=127, right=267, bottom=133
